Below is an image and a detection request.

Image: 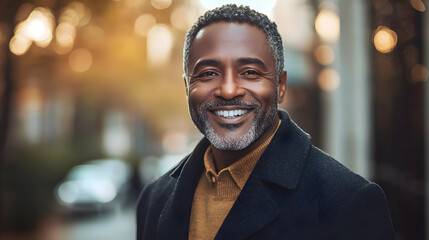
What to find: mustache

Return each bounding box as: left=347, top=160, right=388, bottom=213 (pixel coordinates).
left=200, top=98, right=260, bottom=111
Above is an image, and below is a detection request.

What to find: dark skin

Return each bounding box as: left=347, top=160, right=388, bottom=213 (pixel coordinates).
left=185, top=22, right=287, bottom=171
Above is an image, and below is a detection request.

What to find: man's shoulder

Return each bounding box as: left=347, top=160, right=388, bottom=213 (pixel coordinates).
left=304, top=146, right=385, bottom=216
left=302, top=146, right=394, bottom=238
left=307, top=146, right=369, bottom=187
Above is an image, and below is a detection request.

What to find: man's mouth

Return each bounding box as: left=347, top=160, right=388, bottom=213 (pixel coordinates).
left=213, top=109, right=250, bottom=118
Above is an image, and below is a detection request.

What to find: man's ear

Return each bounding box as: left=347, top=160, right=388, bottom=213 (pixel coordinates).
left=278, top=70, right=287, bottom=104
left=183, top=74, right=189, bottom=96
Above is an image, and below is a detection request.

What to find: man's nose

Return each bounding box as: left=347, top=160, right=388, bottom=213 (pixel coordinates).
left=213, top=72, right=245, bottom=100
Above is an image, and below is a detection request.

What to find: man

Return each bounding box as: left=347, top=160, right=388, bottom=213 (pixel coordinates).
left=137, top=4, right=395, bottom=240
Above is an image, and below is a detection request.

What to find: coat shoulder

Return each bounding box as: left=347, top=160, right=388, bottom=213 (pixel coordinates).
left=304, top=146, right=371, bottom=217
left=303, top=146, right=395, bottom=239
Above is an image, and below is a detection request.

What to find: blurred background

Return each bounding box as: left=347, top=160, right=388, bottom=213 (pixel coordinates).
left=0, top=0, right=427, bottom=239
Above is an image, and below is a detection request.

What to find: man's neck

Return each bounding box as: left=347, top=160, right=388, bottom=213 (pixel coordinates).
left=211, top=115, right=280, bottom=171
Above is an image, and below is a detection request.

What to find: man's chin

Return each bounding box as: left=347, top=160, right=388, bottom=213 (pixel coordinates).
left=205, top=128, right=256, bottom=151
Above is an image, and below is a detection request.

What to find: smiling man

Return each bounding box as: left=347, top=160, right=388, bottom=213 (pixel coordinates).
left=136, top=5, right=395, bottom=240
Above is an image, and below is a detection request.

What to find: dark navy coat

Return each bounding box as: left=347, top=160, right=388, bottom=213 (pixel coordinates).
left=136, top=110, right=395, bottom=240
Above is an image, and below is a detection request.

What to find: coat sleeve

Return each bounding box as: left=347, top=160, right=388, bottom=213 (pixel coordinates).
left=330, top=182, right=395, bottom=239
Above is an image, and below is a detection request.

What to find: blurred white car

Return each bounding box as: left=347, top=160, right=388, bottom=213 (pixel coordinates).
left=55, top=159, right=132, bottom=213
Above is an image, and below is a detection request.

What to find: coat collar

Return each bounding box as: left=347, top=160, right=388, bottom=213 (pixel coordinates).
left=157, top=110, right=312, bottom=240
left=256, top=110, right=312, bottom=190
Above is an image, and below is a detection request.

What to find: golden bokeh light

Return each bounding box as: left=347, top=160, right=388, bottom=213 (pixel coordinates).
left=151, top=0, right=172, bottom=10
left=410, top=0, right=426, bottom=12
left=411, top=64, right=428, bottom=82
left=318, top=68, right=340, bottom=91
left=315, top=9, right=340, bottom=42
left=134, top=14, right=156, bottom=37
left=147, top=24, right=174, bottom=66
left=373, top=26, right=398, bottom=53
left=9, top=34, right=32, bottom=55
left=14, top=7, right=54, bottom=48
left=59, top=9, right=80, bottom=26
left=59, top=2, right=91, bottom=27
left=314, top=44, right=335, bottom=65
left=55, top=22, right=76, bottom=48
left=170, top=5, right=196, bottom=31
left=53, top=44, right=73, bottom=55
left=69, top=48, right=93, bottom=72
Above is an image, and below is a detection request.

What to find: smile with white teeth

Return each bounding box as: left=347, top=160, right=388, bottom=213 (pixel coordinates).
left=213, top=109, right=249, bottom=118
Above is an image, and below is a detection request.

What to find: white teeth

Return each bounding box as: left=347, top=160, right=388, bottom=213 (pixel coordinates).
left=214, top=109, right=249, bottom=118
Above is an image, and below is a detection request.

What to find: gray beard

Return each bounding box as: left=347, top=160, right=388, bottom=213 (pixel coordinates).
left=189, top=98, right=278, bottom=151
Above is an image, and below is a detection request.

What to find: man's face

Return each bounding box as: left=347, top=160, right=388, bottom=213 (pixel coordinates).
left=186, top=22, right=284, bottom=151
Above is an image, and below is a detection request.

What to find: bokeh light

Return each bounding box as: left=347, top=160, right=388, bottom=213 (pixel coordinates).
left=55, top=22, right=76, bottom=48
left=373, top=26, right=398, bottom=53
left=147, top=24, right=174, bottom=66
left=314, top=44, right=335, bottom=65
left=410, top=0, right=426, bottom=12
left=134, top=14, right=157, bottom=37
left=68, top=48, right=93, bottom=72
left=315, top=9, right=340, bottom=42
left=10, top=7, right=54, bottom=54
left=151, top=0, right=172, bottom=10
left=411, top=64, right=429, bottom=82
left=60, top=2, right=91, bottom=27
left=318, top=68, right=340, bottom=91
left=9, top=35, right=32, bottom=55
left=170, top=5, right=197, bottom=31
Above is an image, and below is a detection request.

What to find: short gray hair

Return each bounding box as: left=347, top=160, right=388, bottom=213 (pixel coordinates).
left=183, top=4, right=284, bottom=80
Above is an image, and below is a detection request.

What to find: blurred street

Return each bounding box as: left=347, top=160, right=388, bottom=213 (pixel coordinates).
left=63, top=205, right=136, bottom=240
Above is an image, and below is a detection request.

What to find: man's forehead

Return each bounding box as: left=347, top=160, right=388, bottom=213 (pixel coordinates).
left=192, top=22, right=267, bottom=46
left=188, top=22, right=274, bottom=70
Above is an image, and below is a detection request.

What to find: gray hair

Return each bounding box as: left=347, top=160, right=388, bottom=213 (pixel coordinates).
left=183, top=4, right=284, bottom=81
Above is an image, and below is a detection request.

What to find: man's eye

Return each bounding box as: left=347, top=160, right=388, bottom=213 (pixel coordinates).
left=242, top=70, right=260, bottom=76
left=200, top=71, right=217, bottom=77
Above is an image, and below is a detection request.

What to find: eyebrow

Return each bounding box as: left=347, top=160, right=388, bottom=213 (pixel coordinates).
left=192, top=59, right=222, bottom=74
left=237, top=57, right=268, bottom=71
left=191, top=57, right=268, bottom=75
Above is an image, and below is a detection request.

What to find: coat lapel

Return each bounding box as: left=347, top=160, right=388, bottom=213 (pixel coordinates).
left=214, top=174, right=280, bottom=240
left=215, top=111, right=312, bottom=240
left=156, top=138, right=210, bottom=240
